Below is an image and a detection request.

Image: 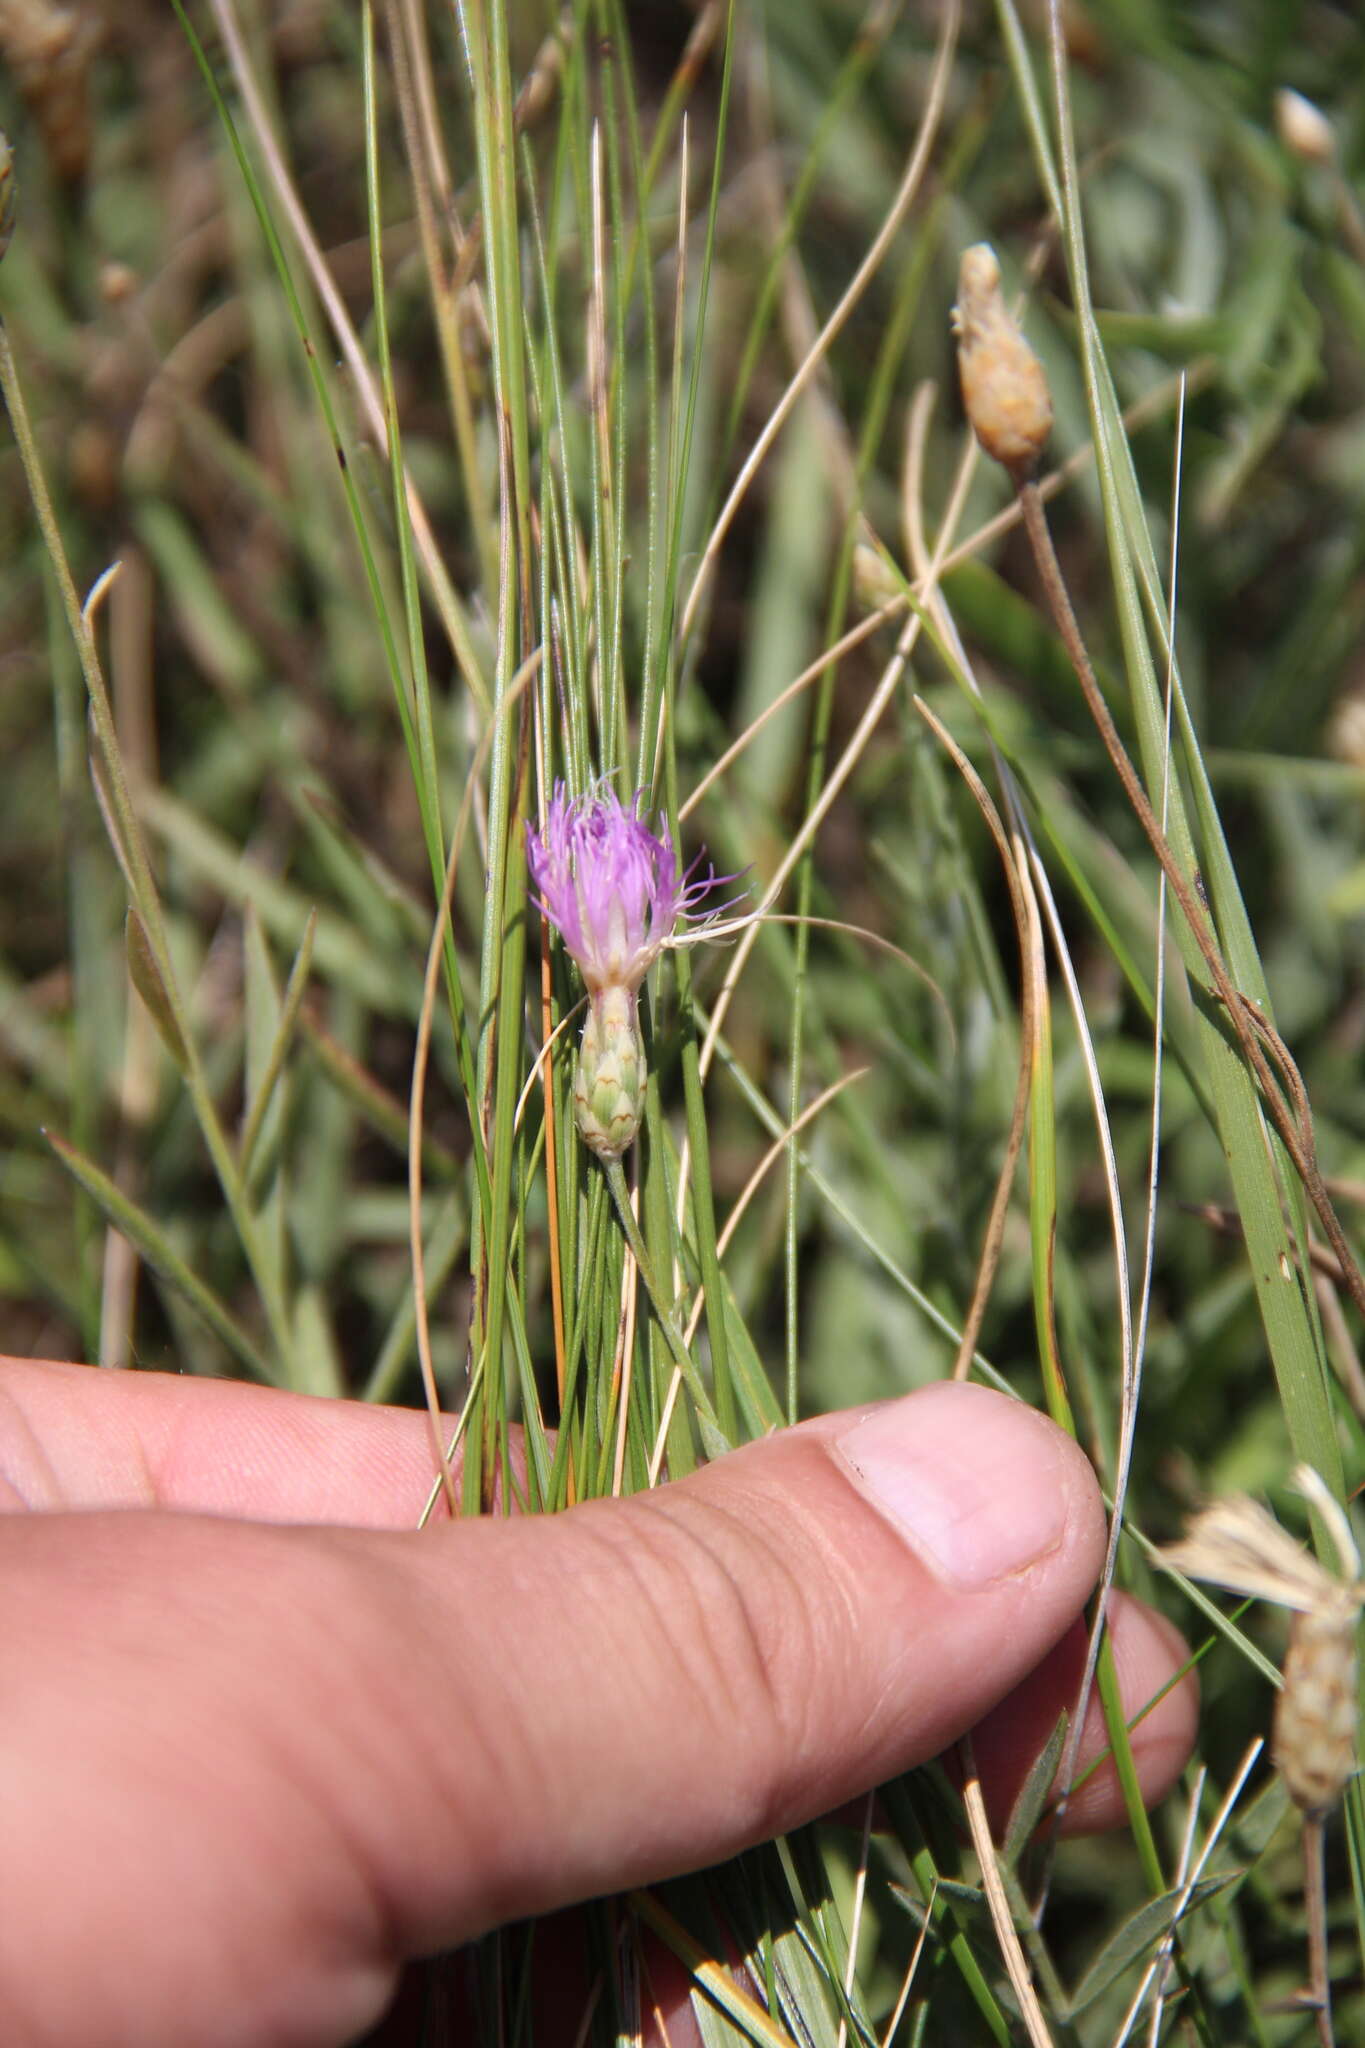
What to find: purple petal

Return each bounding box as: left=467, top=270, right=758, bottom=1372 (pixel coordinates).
left=526, top=781, right=720, bottom=990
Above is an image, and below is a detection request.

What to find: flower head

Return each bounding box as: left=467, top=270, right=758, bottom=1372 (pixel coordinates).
left=952, top=243, right=1053, bottom=481
left=527, top=783, right=729, bottom=1160
left=526, top=783, right=714, bottom=993
left=1162, top=1466, right=1364, bottom=1821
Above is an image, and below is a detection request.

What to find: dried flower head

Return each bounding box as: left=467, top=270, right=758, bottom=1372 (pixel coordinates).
left=527, top=783, right=724, bottom=1159
left=0, top=2, right=97, bottom=186
left=1163, top=1466, right=1363, bottom=1819
left=952, top=244, right=1053, bottom=481
left=1277, top=1605, right=1360, bottom=1821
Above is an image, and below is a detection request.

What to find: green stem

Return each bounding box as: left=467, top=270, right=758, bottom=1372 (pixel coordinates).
left=603, top=1157, right=725, bottom=1445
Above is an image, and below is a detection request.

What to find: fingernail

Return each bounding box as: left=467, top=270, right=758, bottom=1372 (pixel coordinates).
left=834, top=1384, right=1074, bottom=1590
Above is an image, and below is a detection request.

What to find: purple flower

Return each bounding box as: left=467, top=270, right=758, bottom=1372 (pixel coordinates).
left=526, top=783, right=715, bottom=993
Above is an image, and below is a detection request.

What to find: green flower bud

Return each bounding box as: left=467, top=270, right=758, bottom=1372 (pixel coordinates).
left=574, top=984, right=646, bottom=1161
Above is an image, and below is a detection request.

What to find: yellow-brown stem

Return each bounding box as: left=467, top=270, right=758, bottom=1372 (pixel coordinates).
left=1016, top=477, right=1365, bottom=1324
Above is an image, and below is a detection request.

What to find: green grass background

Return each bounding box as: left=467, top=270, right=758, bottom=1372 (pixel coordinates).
left=3, top=0, right=1365, bottom=2039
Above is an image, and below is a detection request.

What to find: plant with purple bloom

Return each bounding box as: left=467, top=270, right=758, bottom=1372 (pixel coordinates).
left=527, top=783, right=723, bottom=1159
left=526, top=783, right=716, bottom=992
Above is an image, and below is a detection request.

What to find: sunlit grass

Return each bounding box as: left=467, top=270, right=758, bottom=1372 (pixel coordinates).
left=3, top=0, right=1365, bottom=2038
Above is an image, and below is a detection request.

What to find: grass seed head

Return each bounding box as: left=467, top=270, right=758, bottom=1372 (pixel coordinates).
left=952, top=243, right=1053, bottom=482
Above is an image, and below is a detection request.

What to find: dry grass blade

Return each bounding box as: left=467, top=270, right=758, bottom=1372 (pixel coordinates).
left=648, top=1066, right=867, bottom=1486
left=679, top=374, right=975, bottom=1266
left=835, top=1790, right=876, bottom=2048
left=1016, top=476, right=1365, bottom=1328
left=959, top=1742, right=1055, bottom=2048
left=629, top=1890, right=802, bottom=2048
left=679, top=369, right=1206, bottom=829
left=879, top=1888, right=935, bottom=2048
left=204, top=0, right=483, bottom=701
left=678, top=0, right=961, bottom=643
left=911, top=697, right=1038, bottom=1381
left=610, top=1167, right=642, bottom=1500
left=1111, top=1743, right=1262, bottom=2048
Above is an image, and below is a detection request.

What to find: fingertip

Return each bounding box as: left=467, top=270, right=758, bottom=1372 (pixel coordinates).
left=1064, top=1596, right=1200, bottom=1833
left=969, top=1589, right=1200, bottom=1837
left=826, top=1381, right=1106, bottom=1598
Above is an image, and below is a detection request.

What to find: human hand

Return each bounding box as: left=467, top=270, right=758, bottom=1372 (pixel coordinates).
left=0, top=1363, right=1195, bottom=2046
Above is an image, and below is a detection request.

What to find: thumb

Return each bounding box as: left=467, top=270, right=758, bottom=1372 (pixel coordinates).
left=0, top=1380, right=1107, bottom=2047
left=360, top=1379, right=1105, bottom=1942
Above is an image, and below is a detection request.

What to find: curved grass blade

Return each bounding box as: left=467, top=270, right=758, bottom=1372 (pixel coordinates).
left=44, top=1129, right=275, bottom=1384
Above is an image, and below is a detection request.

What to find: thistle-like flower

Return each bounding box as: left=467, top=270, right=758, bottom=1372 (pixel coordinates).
left=527, top=783, right=720, bottom=1160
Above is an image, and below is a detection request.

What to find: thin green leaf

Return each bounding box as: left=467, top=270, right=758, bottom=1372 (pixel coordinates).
left=1067, top=1874, right=1236, bottom=2018
left=44, top=1129, right=275, bottom=1384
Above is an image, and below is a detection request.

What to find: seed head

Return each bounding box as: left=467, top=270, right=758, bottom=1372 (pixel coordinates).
left=952, top=244, right=1053, bottom=481
left=1276, top=1602, right=1359, bottom=1820
left=1163, top=1466, right=1363, bottom=1819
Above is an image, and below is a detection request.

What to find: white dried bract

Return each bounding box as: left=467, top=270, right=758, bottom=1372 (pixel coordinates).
left=1163, top=1466, right=1363, bottom=1819
left=1274, top=87, right=1336, bottom=168
left=952, top=244, right=1054, bottom=481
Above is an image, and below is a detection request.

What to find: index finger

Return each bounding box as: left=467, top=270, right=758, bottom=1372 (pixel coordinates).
left=0, top=1358, right=450, bottom=1525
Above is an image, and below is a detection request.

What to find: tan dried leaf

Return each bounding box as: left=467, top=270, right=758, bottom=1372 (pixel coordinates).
left=1162, top=1491, right=1344, bottom=1615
